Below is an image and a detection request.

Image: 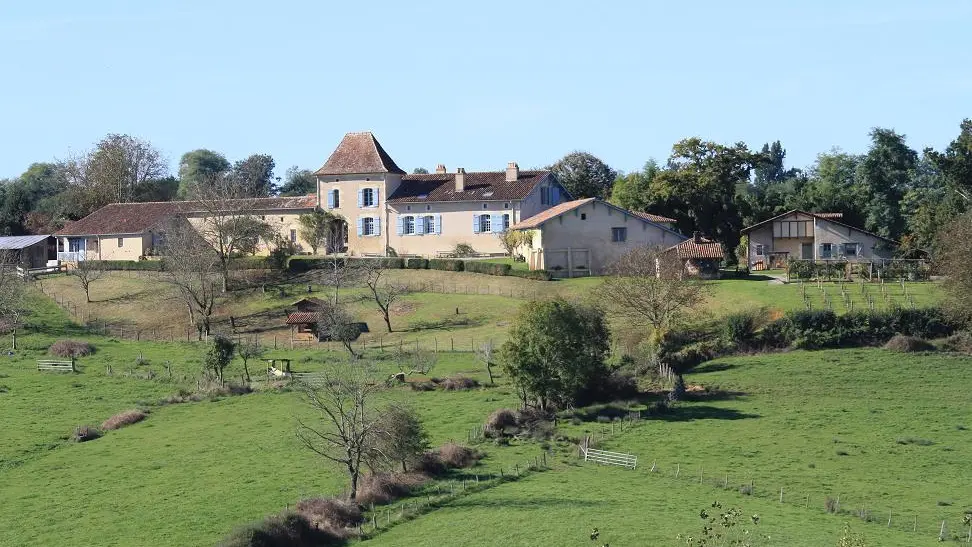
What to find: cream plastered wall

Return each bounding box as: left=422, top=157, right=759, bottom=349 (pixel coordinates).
left=92, top=234, right=148, bottom=260
left=386, top=200, right=518, bottom=256
left=318, top=173, right=403, bottom=255
left=185, top=209, right=317, bottom=256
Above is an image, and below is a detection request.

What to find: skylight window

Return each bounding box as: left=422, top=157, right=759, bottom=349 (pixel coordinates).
left=483, top=191, right=494, bottom=197
left=417, top=194, right=428, bottom=199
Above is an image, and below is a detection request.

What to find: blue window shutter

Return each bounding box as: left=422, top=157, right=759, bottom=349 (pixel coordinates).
left=326, top=190, right=334, bottom=209
left=396, top=216, right=404, bottom=236
left=473, top=214, right=480, bottom=234
left=357, top=189, right=363, bottom=208
left=490, top=214, right=502, bottom=233
left=552, top=186, right=560, bottom=204
left=356, top=217, right=363, bottom=236
left=374, top=216, right=381, bottom=235
left=374, top=187, right=380, bottom=207
left=416, top=216, right=425, bottom=235
left=435, top=214, right=442, bottom=234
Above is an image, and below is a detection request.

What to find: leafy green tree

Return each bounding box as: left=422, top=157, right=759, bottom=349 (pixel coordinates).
left=228, top=153, right=276, bottom=197
left=857, top=128, right=918, bottom=240
left=927, top=118, right=972, bottom=203
left=177, top=149, right=230, bottom=199
left=610, top=159, right=660, bottom=213
left=549, top=151, right=618, bottom=199
left=411, top=167, right=429, bottom=174
left=790, top=149, right=867, bottom=226
left=935, top=212, right=972, bottom=325
left=901, top=155, right=963, bottom=253
left=278, top=166, right=316, bottom=196
left=204, top=335, right=235, bottom=386
left=501, top=299, right=610, bottom=410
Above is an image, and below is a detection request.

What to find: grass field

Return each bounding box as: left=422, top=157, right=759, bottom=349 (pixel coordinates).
left=2, top=271, right=961, bottom=546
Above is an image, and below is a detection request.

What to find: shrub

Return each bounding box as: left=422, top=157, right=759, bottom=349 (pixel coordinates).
left=86, top=260, right=164, bottom=271
left=721, top=310, right=761, bottom=346
left=463, top=261, right=512, bottom=276
left=508, top=269, right=553, bottom=281
left=408, top=381, right=436, bottom=392
left=405, top=258, right=429, bottom=269
left=938, top=331, right=972, bottom=353
left=413, top=452, right=449, bottom=477
left=71, top=425, right=101, bottom=442
left=884, top=335, right=936, bottom=353
left=219, top=512, right=343, bottom=547
left=436, top=442, right=480, bottom=469
left=485, top=408, right=519, bottom=436
left=453, top=243, right=476, bottom=257
left=428, top=258, right=464, bottom=272
left=228, top=256, right=274, bottom=270
left=440, top=375, right=479, bottom=391
left=101, top=409, right=147, bottom=431
left=294, top=497, right=362, bottom=530
left=356, top=472, right=427, bottom=506
left=49, top=340, right=94, bottom=358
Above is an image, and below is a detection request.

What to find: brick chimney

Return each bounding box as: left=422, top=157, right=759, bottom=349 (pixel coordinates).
left=505, top=161, right=519, bottom=182
left=435, top=164, right=446, bottom=174
left=455, top=168, right=466, bottom=192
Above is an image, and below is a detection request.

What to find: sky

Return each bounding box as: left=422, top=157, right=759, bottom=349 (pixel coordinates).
left=2, top=0, right=971, bottom=180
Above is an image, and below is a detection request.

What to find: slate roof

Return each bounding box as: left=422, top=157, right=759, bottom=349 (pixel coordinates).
left=0, top=234, right=52, bottom=250
left=314, top=132, right=406, bottom=176
left=55, top=195, right=317, bottom=237
left=388, top=171, right=554, bottom=203
left=666, top=236, right=725, bottom=260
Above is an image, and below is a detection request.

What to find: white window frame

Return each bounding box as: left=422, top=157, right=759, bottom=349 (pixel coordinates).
left=362, top=188, right=375, bottom=208
left=362, top=217, right=375, bottom=236
left=422, top=215, right=434, bottom=234
left=479, top=215, right=491, bottom=233
left=502, top=214, right=510, bottom=231
left=403, top=215, right=415, bottom=235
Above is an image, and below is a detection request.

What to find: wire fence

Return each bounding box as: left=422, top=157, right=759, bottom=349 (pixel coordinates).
left=579, top=413, right=972, bottom=543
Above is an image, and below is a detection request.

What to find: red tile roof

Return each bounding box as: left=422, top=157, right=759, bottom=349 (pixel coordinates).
left=815, top=212, right=843, bottom=219
left=286, top=312, right=319, bottom=325
left=511, top=198, right=595, bottom=229
left=666, top=236, right=725, bottom=260
left=631, top=211, right=676, bottom=223
left=314, top=132, right=405, bottom=176
left=389, top=171, right=554, bottom=203
left=55, top=195, right=318, bottom=236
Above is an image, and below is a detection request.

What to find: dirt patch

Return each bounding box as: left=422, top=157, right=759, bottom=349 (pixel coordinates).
left=391, top=301, right=418, bottom=315
left=685, top=383, right=706, bottom=393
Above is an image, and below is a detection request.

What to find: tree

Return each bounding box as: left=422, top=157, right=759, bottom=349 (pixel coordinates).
left=278, top=166, right=316, bottom=196
left=609, top=160, right=660, bottom=213
left=371, top=402, right=428, bottom=472
left=598, top=246, right=708, bottom=334
left=237, top=337, right=264, bottom=384
left=394, top=348, right=436, bottom=378
left=411, top=167, right=429, bottom=174
left=315, top=300, right=361, bottom=357
left=298, top=210, right=341, bottom=255
left=927, top=119, right=972, bottom=203
left=177, top=149, right=230, bottom=199
left=316, top=256, right=363, bottom=306
left=85, top=134, right=169, bottom=205
left=549, top=151, right=618, bottom=199
left=204, top=335, right=235, bottom=386
left=228, top=154, right=277, bottom=197
left=363, top=261, right=409, bottom=332
left=159, top=218, right=222, bottom=337
left=295, top=362, right=384, bottom=500
left=500, top=298, right=610, bottom=410
left=0, top=250, right=26, bottom=333
left=935, top=213, right=972, bottom=325
left=476, top=340, right=496, bottom=385
left=791, top=149, right=867, bottom=227
left=497, top=229, right=532, bottom=258
left=857, top=128, right=918, bottom=240
left=72, top=260, right=106, bottom=303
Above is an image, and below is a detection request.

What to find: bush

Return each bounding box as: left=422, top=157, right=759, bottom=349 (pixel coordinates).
left=228, top=256, right=274, bottom=270
left=405, top=258, right=429, bottom=269
left=86, top=260, right=163, bottom=271
left=377, top=257, right=405, bottom=269
left=938, top=331, right=972, bottom=353
left=758, top=307, right=956, bottom=350
left=436, top=442, right=480, bottom=469
left=101, top=409, right=147, bottom=431
left=721, top=310, right=761, bottom=346
left=219, top=512, right=344, bottom=547
left=485, top=408, right=519, bottom=435
left=71, top=425, right=101, bottom=442
left=413, top=452, right=449, bottom=477
left=49, top=340, right=94, bottom=358
left=453, top=243, right=475, bottom=257
left=356, top=472, right=427, bottom=506
left=294, top=497, right=362, bottom=530
left=884, top=335, right=936, bottom=353
left=463, top=261, right=512, bottom=276
left=440, top=375, right=479, bottom=391
left=508, top=269, right=553, bottom=281
left=408, top=381, right=436, bottom=392
left=428, top=258, right=464, bottom=272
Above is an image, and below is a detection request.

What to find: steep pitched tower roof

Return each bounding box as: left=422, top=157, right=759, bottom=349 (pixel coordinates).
left=314, top=132, right=406, bottom=176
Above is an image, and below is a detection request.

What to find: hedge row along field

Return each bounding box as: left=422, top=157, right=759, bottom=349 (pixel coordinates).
left=286, top=257, right=553, bottom=280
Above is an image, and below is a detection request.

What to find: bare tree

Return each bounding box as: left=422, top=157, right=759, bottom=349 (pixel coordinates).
left=295, top=362, right=384, bottom=500
left=476, top=340, right=496, bottom=385
left=0, top=250, right=26, bottom=335
left=72, top=260, right=106, bottom=303
left=598, top=246, right=708, bottom=335
left=315, top=300, right=361, bottom=357
left=317, top=256, right=363, bottom=306
left=362, top=261, right=409, bottom=333
left=370, top=402, right=428, bottom=473
left=394, top=348, right=437, bottom=377
left=237, top=337, right=265, bottom=383
left=160, top=219, right=222, bottom=338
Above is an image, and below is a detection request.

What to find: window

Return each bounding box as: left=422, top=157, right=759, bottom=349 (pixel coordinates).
left=581, top=213, right=587, bottom=220
left=423, top=215, right=435, bottom=234
left=482, top=203, right=488, bottom=209
left=479, top=214, right=491, bottom=233
left=755, top=244, right=764, bottom=256
left=820, top=242, right=833, bottom=259
left=260, top=215, right=266, bottom=220
left=503, top=214, right=510, bottom=231
left=362, top=188, right=375, bottom=207
left=279, top=217, right=284, bottom=222
left=362, top=217, right=375, bottom=236
left=403, top=215, right=415, bottom=235
left=503, top=203, right=510, bottom=209
left=290, top=229, right=297, bottom=243
left=843, top=242, right=858, bottom=257
left=117, top=238, right=123, bottom=248
left=332, top=189, right=339, bottom=208
left=611, top=227, right=627, bottom=242
left=773, top=220, right=811, bottom=238
left=406, top=205, right=411, bottom=211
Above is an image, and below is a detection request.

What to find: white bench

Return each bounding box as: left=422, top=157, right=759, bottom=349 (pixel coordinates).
left=37, top=359, right=76, bottom=373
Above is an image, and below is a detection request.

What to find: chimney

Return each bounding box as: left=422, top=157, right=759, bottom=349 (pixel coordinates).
left=693, top=231, right=702, bottom=244
left=505, top=161, right=519, bottom=182
left=435, top=164, right=447, bottom=174
left=455, top=168, right=466, bottom=192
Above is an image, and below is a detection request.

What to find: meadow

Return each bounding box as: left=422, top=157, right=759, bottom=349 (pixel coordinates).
left=0, top=270, right=963, bottom=546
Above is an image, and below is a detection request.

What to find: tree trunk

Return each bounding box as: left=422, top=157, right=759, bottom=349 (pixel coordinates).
left=348, top=467, right=359, bottom=501
left=382, top=311, right=393, bottom=333
left=401, top=460, right=407, bottom=473
left=486, top=362, right=494, bottom=385
left=242, top=360, right=251, bottom=383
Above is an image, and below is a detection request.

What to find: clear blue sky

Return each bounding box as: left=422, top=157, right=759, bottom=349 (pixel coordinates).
left=2, top=0, right=970, bottom=180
